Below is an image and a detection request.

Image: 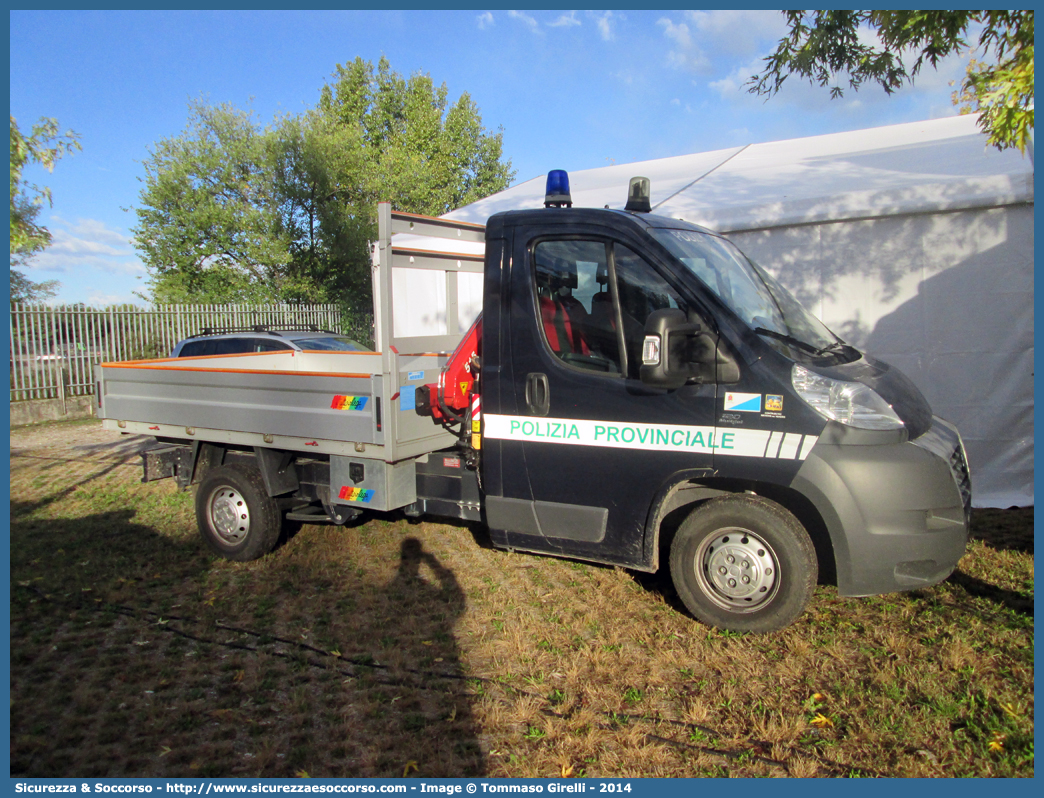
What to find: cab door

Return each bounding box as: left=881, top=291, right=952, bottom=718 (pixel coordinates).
left=483, top=224, right=720, bottom=568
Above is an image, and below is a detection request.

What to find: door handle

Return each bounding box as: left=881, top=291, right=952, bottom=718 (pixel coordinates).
left=525, top=372, right=550, bottom=416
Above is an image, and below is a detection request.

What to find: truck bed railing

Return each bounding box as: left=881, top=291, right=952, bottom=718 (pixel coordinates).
left=374, top=204, right=485, bottom=357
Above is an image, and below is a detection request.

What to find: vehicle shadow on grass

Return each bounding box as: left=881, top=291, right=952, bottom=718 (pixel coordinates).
left=9, top=508, right=216, bottom=777
left=944, top=507, right=1035, bottom=617
left=946, top=570, right=1034, bottom=617
left=9, top=509, right=486, bottom=777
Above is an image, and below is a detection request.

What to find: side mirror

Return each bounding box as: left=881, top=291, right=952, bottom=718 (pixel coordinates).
left=640, top=308, right=702, bottom=389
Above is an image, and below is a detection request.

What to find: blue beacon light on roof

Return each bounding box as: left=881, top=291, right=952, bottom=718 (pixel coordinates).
left=544, top=170, right=572, bottom=208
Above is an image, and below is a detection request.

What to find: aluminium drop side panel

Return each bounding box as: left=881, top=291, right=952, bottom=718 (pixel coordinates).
left=98, top=356, right=383, bottom=447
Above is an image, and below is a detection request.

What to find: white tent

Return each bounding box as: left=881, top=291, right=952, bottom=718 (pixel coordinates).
left=408, top=116, right=1034, bottom=508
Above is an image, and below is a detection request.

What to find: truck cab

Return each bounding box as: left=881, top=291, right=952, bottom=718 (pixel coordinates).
left=447, top=172, right=971, bottom=632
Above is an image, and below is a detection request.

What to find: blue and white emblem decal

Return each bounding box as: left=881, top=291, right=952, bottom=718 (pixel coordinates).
left=724, top=392, right=762, bottom=413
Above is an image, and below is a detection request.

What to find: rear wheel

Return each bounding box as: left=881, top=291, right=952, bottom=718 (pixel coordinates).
left=196, top=462, right=281, bottom=561
left=669, top=495, right=817, bottom=633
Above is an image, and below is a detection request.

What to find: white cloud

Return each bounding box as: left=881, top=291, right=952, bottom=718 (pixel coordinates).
left=658, top=17, right=708, bottom=72
left=549, top=11, right=580, bottom=29
left=684, top=10, right=788, bottom=57
left=476, top=11, right=494, bottom=30
left=658, top=10, right=789, bottom=75
left=508, top=10, right=540, bottom=34
left=588, top=11, right=618, bottom=42
left=84, top=290, right=142, bottom=306
left=610, top=69, right=635, bottom=87
left=25, top=217, right=146, bottom=277
left=659, top=18, right=691, bottom=49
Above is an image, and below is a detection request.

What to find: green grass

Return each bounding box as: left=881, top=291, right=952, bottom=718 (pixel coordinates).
left=8, top=419, right=1035, bottom=778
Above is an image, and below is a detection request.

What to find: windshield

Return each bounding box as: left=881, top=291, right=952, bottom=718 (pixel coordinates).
left=293, top=336, right=368, bottom=352
left=649, top=228, right=842, bottom=355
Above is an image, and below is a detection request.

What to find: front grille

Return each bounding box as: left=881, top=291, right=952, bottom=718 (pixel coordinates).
left=949, top=443, right=973, bottom=523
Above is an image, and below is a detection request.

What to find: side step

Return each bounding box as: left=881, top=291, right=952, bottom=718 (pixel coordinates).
left=284, top=504, right=361, bottom=526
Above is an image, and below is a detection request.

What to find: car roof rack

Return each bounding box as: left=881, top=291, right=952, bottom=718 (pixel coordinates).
left=187, top=324, right=337, bottom=339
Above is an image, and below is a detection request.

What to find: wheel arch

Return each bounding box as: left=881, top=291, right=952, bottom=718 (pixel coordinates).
left=644, top=475, right=837, bottom=586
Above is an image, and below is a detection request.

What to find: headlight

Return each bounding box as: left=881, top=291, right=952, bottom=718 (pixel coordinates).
left=792, top=364, right=904, bottom=430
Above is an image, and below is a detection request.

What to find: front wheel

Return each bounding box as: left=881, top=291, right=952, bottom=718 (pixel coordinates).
left=669, top=495, right=817, bottom=633
left=196, top=462, right=282, bottom=562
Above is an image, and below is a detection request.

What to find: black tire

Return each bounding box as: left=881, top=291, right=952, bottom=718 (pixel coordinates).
left=195, top=462, right=282, bottom=562
left=669, top=495, right=817, bottom=633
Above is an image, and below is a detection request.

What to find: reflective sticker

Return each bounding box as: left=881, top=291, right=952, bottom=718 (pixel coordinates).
left=338, top=486, right=374, bottom=503
left=724, top=392, right=762, bottom=412
left=399, top=387, right=416, bottom=412
left=471, top=394, right=482, bottom=450
left=331, top=395, right=368, bottom=411
left=484, top=413, right=818, bottom=460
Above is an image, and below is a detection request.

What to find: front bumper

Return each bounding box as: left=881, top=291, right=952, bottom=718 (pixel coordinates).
left=793, top=416, right=971, bottom=597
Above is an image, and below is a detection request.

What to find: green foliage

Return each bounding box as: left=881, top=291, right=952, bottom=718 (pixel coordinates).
left=317, top=56, right=514, bottom=216
left=132, top=101, right=292, bottom=304
left=10, top=115, right=81, bottom=255
left=10, top=115, right=80, bottom=301
left=134, top=57, right=515, bottom=311
left=10, top=268, right=59, bottom=303
left=748, top=11, right=1034, bottom=152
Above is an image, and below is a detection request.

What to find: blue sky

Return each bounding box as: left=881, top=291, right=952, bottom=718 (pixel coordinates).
left=10, top=9, right=973, bottom=306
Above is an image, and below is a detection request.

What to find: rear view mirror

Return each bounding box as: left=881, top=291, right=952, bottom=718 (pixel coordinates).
left=640, top=309, right=702, bottom=389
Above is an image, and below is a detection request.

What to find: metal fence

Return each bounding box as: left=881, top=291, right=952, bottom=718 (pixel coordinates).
left=9, top=303, right=374, bottom=402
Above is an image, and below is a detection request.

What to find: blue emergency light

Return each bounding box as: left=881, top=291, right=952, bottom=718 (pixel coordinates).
left=544, top=170, right=572, bottom=208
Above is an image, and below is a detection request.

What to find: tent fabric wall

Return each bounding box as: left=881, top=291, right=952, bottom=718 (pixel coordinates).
left=438, top=116, right=1033, bottom=507
left=726, top=205, right=1033, bottom=508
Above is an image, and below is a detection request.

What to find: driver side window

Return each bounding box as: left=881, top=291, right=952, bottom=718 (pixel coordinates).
left=531, top=239, right=685, bottom=378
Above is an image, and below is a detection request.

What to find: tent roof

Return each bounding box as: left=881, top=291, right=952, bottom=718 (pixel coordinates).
left=446, top=115, right=1034, bottom=235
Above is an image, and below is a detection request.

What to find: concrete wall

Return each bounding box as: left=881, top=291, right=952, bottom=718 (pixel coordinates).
left=10, top=395, right=96, bottom=427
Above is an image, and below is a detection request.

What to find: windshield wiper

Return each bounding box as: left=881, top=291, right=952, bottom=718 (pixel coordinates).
left=753, top=327, right=822, bottom=355
left=814, top=339, right=849, bottom=356
left=755, top=327, right=849, bottom=358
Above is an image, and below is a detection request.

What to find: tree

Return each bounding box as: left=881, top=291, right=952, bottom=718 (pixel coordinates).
left=134, top=58, right=515, bottom=312
left=132, top=100, right=292, bottom=304
left=10, top=267, right=59, bottom=303
left=748, top=11, right=1034, bottom=152
left=317, top=56, right=515, bottom=216
left=10, top=115, right=80, bottom=301
left=269, top=109, right=373, bottom=308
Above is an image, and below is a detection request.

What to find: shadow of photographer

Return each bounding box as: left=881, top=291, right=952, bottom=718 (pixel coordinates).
left=340, top=536, right=485, bottom=776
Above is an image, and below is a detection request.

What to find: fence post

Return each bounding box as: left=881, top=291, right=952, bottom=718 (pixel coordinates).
left=57, top=360, right=67, bottom=415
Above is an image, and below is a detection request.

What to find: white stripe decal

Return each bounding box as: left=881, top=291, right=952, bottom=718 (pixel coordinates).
left=778, top=433, right=802, bottom=460
left=484, top=414, right=815, bottom=460
left=766, top=431, right=783, bottom=458
left=798, top=435, right=819, bottom=460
